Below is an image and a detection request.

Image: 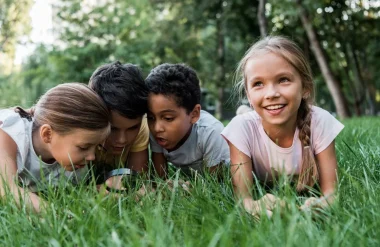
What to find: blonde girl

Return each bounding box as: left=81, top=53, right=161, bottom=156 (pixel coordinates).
left=0, top=83, right=110, bottom=212
left=222, top=36, right=344, bottom=217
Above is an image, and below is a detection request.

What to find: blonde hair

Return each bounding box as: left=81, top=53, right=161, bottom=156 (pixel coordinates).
left=234, top=36, right=318, bottom=191
left=15, top=83, right=110, bottom=135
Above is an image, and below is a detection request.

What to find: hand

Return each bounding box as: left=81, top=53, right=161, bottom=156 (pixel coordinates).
left=300, top=195, right=333, bottom=212
left=165, top=179, right=191, bottom=193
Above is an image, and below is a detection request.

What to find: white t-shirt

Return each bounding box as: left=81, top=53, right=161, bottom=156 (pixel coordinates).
left=221, top=106, right=344, bottom=181
left=150, top=110, right=230, bottom=174
left=0, top=109, right=87, bottom=192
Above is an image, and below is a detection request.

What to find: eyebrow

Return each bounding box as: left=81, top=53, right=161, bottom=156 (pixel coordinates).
left=159, top=109, right=177, bottom=114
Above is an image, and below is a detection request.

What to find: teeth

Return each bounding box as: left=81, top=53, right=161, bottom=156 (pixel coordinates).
left=266, top=105, right=284, bottom=110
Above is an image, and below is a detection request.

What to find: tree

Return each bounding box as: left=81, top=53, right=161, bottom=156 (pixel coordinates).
left=0, top=0, right=32, bottom=55
left=296, top=0, right=350, bottom=118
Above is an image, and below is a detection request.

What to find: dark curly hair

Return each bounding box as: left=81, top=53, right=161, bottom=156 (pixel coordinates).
left=89, top=61, right=148, bottom=119
left=145, top=63, right=201, bottom=113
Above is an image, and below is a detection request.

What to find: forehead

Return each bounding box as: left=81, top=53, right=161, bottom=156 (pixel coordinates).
left=64, top=128, right=109, bottom=144
left=148, top=93, right=185, bottom=114
left=110, top=111, right=142, bottom=128
left=245, top=52, right=297, bottom=76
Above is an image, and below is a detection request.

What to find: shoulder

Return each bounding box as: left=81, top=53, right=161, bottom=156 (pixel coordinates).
left=310, top=105, right=344, bottom=154
left=310, top=105, right=343, bottom=128
left=196, top=110, right=223, bottom=127
left=224, top=110, right=261, bottom=132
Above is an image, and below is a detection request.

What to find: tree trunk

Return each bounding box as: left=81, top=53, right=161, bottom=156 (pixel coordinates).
left=295, top=0, right=350, bottom=118
left=258, top=0, right=267, bottom=37
left=215, top=3, right=226, bottom=120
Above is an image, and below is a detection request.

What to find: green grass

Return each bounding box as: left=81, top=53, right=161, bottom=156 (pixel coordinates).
left=0, top=117, right=379, bottom=246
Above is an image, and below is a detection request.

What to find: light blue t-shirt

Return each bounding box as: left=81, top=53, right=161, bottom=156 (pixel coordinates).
left=0, top=109, right=87, bottom=192
left=150, top=110, right=230, bottom=175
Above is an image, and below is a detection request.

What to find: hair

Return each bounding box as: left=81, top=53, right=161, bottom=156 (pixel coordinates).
left=89, top=61, right=148, bottom=119
left=145, top=63, right=201, bottom=114
left=234, top=36, right=318, bottom=192
left=15, top=83, right=110, bottom=135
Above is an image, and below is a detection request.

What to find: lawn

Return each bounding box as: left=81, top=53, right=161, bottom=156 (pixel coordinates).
left=0, top=117, right=379, bottom=246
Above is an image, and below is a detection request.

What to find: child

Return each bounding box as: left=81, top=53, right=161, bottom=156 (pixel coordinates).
left=89, top=61, right=149, bottom=190
left=222, top=36, right=344, bottom=216
left=145, top=63, right=230, bottom=178
left=0, top=83, right=110, bottom=212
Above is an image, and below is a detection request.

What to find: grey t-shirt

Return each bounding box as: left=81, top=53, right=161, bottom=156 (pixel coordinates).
left=0, top=109, right=87, bottom=192
left=150, top=110, right=230, bottom=175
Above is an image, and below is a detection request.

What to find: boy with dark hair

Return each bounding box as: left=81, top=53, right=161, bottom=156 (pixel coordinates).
left=145, top=63, right=230, bottom=178
left=89, top=61, right=149, bottom=187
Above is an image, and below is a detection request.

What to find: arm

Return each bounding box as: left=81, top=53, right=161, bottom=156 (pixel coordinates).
left=302, top=141, right=338, bottom=210
left=0, top=129, right=44, bottom=213
left=229, top=141, right=283, bottom=216
left=152, top=152, right=167, bottom=178
left=127, top=148, right=149, bottom=173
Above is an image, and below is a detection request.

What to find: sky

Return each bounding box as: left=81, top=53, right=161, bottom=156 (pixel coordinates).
left=14, top=0, right=54, bottom=64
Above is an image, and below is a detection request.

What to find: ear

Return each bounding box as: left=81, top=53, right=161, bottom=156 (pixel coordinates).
left=302, top=90, right=310, bottom=100
left=40, top=124, right=53, bottom=144
left=190, top=104, right=201, bottom=124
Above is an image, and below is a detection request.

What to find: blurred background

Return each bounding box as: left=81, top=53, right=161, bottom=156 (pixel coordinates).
left=0, top=0, right=379, bottom=120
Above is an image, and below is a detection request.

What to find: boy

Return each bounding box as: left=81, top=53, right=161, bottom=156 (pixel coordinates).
left=145, top=63, right=230, bottom=178
left=89, top=61, right=149, bottom=188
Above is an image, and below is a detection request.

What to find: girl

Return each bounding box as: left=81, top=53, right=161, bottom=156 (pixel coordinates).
left=222, top=36, right=344, bottom=217
left=0, top=83, right=110, bottom=213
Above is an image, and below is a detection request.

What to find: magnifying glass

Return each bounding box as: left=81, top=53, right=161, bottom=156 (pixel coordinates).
left=105, top=168, right=139, bottom=193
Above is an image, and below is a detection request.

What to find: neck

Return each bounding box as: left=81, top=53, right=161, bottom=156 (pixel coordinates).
left=167, top=125, right=193, bottom=152
left=262, top=118, right=297, bottom=148
left=32, top=128, right=55, bottom=164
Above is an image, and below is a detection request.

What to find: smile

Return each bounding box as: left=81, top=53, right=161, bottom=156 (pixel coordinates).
left=264, top=104, right=286, bottom=110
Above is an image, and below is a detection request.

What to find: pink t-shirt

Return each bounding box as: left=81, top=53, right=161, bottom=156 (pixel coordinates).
left=221, top=106, right=344, bottom=181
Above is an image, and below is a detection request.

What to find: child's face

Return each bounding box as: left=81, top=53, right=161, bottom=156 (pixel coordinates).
left=147, top=93, right=199, bottom=151
left=49, top=127, right=109, bottom=171
left=103, top=111, right=142, bottom=155
left=245, top=52, right=307, bottom=131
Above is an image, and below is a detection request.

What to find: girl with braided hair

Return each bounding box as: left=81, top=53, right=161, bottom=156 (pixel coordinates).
left=222, top=36, right=344, bottom=217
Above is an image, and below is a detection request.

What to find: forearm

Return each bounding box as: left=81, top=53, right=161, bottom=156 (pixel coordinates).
left=2, top=184, right=45, bottom=213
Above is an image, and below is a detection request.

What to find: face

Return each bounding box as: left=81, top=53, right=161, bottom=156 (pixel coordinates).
left=49, top=128, right=109, bottom=171
left=245, top=52, right=307, bottom=132
left=147, top=93, right=200, bottom=151
left=103, top=111, right=142, bottom=155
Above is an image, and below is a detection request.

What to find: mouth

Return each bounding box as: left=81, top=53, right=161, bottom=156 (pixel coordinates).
left=74, top=164, right=86, bottom=170
left=263, top=104, right=286, bottom=115
left=112, top=146, right=126, bottom=152
left=156, top=137, right=168, bottom=147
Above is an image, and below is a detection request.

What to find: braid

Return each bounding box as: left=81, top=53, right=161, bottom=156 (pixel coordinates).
left=296, top=100, right=318, bottom=191
left=14, top=107, right=34, bottom=122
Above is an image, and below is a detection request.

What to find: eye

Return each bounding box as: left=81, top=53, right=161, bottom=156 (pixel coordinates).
left=164, top=117, right=174, bottom=122
left=147, top=115, right=155, bottom=121
left=78, top=146, right=90, bottom=151
left=279, top=77, right=290, bottom=83
left=252, top=81, right=263, bottom=87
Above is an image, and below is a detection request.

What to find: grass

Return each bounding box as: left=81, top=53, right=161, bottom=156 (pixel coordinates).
left=0, top=117, right=379, bottom=246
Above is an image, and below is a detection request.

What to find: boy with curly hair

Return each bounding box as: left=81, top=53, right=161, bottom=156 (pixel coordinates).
left=145, top=63, right=230, bottom=178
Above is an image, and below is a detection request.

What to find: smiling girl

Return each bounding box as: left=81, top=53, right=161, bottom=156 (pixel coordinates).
left=222, top=36, right=344, bottom=217
left=0, top=83, right=110, bottom=212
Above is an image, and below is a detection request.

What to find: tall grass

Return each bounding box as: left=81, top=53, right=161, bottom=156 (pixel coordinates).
left=0, top=117, right=379, bottom=246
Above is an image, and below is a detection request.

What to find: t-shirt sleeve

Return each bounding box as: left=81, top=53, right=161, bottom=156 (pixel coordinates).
left=200, top=122, right=230, bottom=167
left=311, top=107, right=344, bottom=154
left=0, top=110, right=29, bottom=169
left=130, top=117, right=149, bottom=153
left=221, top=115, right=252, bottom=158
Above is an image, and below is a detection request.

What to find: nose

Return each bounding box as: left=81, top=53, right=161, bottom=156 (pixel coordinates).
left=115, top=132, right=127, bottom=145
left=154, top=120, right=164, bottom=133
left=85, top=151, right=95, bottom=161
left=265, top=84, right=280, bottom=99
